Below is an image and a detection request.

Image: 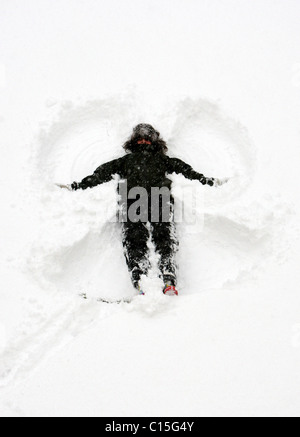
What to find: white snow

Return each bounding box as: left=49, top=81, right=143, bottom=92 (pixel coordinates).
left=0, top=0, right=300, bottom=417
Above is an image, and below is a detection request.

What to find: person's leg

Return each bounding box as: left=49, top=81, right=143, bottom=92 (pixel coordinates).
left=151, top=220, right=179, bottom=287
left=122, top=221, right=150, bottom=289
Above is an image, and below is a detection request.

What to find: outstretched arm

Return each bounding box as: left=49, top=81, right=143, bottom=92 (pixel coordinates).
left=167, top=157, right=226, bottom=187
left=58, top=157, right=125, bottom=191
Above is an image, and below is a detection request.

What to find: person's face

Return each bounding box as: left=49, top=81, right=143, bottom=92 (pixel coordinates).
left=137, top=138, right=152, bottom=145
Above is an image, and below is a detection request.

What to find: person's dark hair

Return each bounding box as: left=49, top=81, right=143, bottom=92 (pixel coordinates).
left=123, top=123, right=168, bottom=154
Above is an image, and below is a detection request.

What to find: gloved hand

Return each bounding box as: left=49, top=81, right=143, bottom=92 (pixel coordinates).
left=55, top=183, right=73, bottom=191
left=214, top=177, right=230, bottom=187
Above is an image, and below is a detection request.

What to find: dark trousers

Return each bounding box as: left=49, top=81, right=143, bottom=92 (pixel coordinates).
left=122, top=219, right=179, bottom=288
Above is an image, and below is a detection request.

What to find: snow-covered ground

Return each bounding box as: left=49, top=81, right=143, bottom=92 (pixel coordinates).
left=0, top=0, right=300, bottom=417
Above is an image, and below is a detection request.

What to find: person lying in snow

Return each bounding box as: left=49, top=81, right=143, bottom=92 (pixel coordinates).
left=57, top=124, right=228, bottom=296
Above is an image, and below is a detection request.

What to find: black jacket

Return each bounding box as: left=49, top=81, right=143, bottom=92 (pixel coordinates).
left=72, top=148, right=215, bottom=192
